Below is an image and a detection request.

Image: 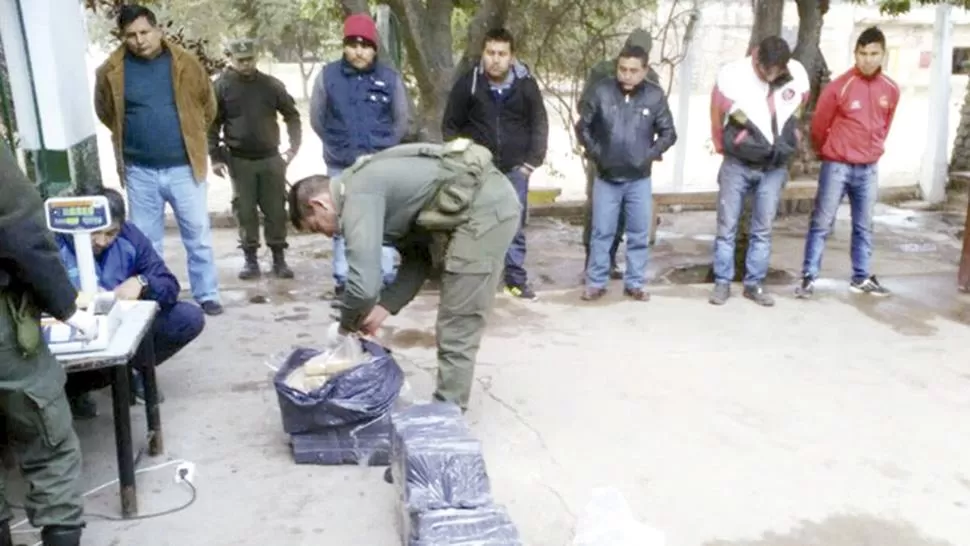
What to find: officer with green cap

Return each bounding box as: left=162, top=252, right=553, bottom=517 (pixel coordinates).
left=578, top=28, right=661, bottom=279
left=287, top=140, right=520, bottom=410
left=209, top=38, right=302, bottom=280
left=0, top=145, right=99, bottom=546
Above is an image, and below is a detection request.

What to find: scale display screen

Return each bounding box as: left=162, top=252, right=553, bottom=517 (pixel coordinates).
left=45, top=196, right=112, bottom=233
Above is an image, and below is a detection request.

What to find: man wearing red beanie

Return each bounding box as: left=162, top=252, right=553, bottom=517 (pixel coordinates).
left=310, top=13, right=410, bottom=300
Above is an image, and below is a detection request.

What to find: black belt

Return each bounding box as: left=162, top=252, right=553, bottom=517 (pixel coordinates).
left=228, top=149, right=279, bottom=161
left=728, top=155, right=784, bottom=172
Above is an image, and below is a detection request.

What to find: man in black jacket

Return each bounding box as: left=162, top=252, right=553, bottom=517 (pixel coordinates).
left=0, top=145, right=98, bottom=546
left=579, top=29, right=661, bottom=278
left=442, top=27, right=548, bottom=301
left=575, top=45, right=677, bottom=302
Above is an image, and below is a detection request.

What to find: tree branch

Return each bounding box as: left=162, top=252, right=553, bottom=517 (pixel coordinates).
left=339, top=0, right=368, bottom=16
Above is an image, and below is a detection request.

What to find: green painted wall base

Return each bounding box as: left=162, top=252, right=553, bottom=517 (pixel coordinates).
left=22, top=135, right=103, bottom=198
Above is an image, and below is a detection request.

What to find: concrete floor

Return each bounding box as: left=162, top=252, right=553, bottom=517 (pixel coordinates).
left=5, top=204, right=970, bottom=546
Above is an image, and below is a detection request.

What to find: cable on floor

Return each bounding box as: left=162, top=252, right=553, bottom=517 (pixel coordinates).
left=9, top=457, right=198, bottom=539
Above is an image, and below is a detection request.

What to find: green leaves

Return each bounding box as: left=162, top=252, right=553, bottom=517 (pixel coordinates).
left=845, top=0, right=970, bottom=16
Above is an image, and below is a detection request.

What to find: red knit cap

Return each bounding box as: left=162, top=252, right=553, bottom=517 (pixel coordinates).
left=344, top=13, right=378, bottom=47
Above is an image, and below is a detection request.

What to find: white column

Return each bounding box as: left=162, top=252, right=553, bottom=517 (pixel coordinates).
left=919, top=3, right=953, bottom=204
left=0, top=0, right=96, bottom=152
left=672, top=3, right=701, bottom=193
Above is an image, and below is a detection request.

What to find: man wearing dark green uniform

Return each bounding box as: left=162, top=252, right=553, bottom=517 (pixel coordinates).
left=288, top=140, right=519, bottom=410
left=579, top=29, right=660, bottom=279
left=0, top=145, right=99, bottom=546
left=209, top=38, right=302, bottom=279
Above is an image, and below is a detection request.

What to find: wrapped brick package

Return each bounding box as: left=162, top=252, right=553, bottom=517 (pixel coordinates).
left=390, top=403, right=493, bottom=513
left=407, top=505, right=522, bottom=546
left=290, top=413, right=393, bottom=466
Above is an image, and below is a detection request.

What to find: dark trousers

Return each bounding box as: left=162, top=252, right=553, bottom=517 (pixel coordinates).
left=503, top=169, right=530, bottom=287
left=65, top=301, right=205, bottom=397
left=583, top=162, right=623, bottom=268
left=228, top=154, right=289, bottom=250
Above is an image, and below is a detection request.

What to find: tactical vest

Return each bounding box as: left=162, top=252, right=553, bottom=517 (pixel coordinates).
left=338, top=138, right=494, bottom=231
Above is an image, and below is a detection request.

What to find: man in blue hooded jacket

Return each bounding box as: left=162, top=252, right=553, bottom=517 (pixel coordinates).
left=56, top=189, right=205, bottom=418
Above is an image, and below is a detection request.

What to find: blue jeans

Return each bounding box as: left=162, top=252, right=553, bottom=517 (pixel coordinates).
left=712, top=159, right=787, bottom=286
left=802, top=161, right=878, bottom=283
left=585, top=177, right=652, bottom=289
left=503, top=169, right=530, bottom=287
left=332, top=236, right=399, bottom=287
left=326, top=165, right=398, bottom=287
left=124, top=164, right=220, bottom=303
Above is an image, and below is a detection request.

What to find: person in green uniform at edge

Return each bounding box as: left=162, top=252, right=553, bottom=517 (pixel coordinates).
left=0, top=145, right=100, bottom=546
left=578, top=28, right=661, bottom=280
left=287, top=140, right=520, bottom=411
left=209, top=38, right=302, bottom=280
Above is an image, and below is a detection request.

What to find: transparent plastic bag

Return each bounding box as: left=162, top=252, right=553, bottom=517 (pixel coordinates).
left=572, top=487, right=665, bottom=546
left=301, top=333, right=366, bottom=378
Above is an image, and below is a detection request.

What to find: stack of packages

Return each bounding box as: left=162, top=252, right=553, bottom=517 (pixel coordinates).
left=390, top=402, right=522, bottom=546
left=274, top=339, right=405, bottom=467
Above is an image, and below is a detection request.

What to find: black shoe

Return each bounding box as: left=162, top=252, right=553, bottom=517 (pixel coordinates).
left=850, top=275, right=890, bottom=297
left=709, top=282, right=731, bottom=305
left=743, top=284, right=775, bottom=307
left=794, top=276, right=815, bottom=299
left=201, top=301, right=224, bottom=316
left=1, top=518, right=12, bottom=546
left=41, top=525, right=82, bottom=546
left=238, top=248, right=260, bottom=280
left=383, top=467, right=393, bottom=484
left=504, top=284, right=538, bottom=301
left=270, top=247, right=294, bottom=279
left=69, top=393, right=98, bottom=420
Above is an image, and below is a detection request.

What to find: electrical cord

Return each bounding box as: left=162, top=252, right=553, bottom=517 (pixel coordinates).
left=9, top=458, right=198, bottom=538
left=84, top=479, right=196, bottom=522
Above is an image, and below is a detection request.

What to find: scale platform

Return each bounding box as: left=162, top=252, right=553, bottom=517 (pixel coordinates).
left=43, top=292, right=124, bottom=355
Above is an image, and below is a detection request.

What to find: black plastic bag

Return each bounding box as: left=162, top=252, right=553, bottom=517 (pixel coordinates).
left=274, top=338, right=404, bottom=433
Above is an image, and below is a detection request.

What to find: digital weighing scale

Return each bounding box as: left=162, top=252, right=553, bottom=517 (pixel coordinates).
left=42, top=196, right=124, bottom=355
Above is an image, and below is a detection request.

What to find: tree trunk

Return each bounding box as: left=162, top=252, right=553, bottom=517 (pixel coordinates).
left=452, top=0, right=511, bottom=83
left=297, top=59, right=315, bottom=101
left=790, top=0, right=830, bottom=179
left=950, top=77, right=970, bottom=173
left=339, top=0, right=368, bottom=16
left=384, top=0, right=455, bottom=142
left=748, top=0, right=785, bottom=52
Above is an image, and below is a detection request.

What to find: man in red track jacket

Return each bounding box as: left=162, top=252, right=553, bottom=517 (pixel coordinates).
left=796, top=26, right=899, bottom=299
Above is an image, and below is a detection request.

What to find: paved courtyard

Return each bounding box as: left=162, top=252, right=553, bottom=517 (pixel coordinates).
left=5, top=204, right=970, bottom=546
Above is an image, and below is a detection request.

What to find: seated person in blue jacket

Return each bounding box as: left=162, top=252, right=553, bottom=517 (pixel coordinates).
left=57, top=189, right=206, bottom=419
